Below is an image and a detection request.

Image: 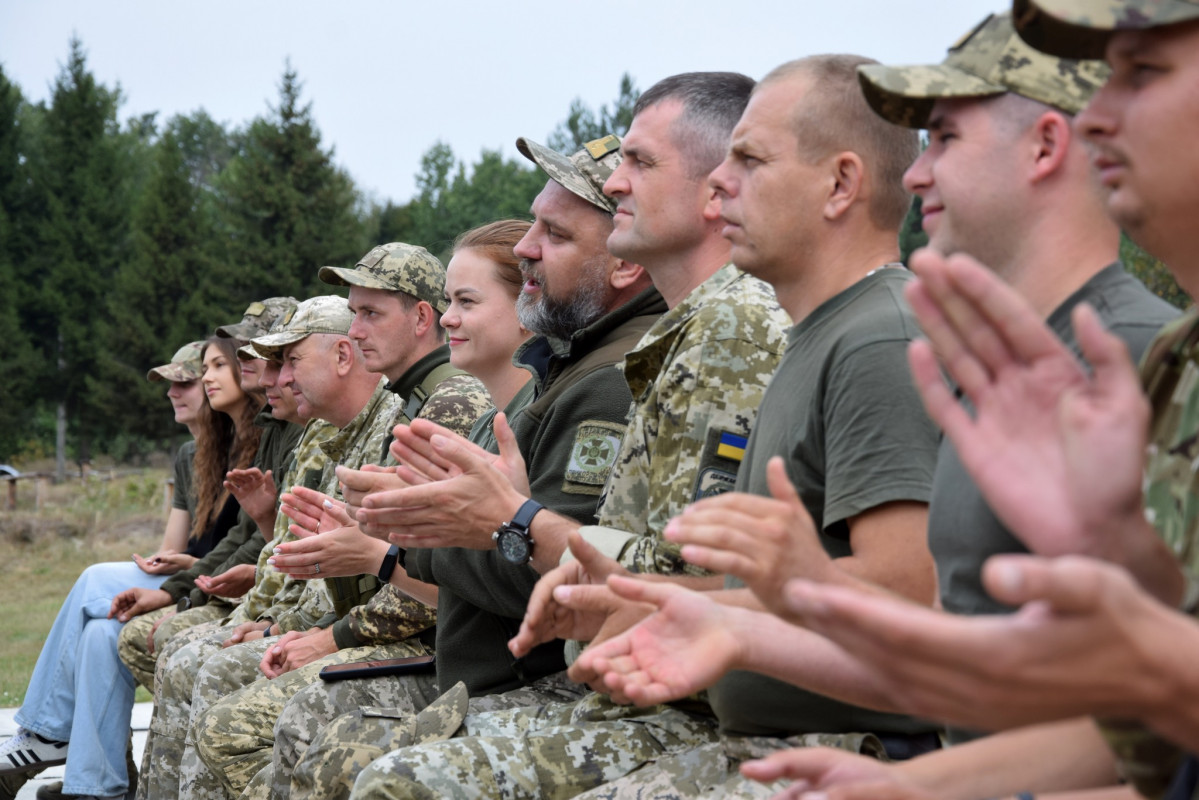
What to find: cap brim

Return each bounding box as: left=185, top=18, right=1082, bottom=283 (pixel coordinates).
left=858, top=63, right=1006, bottom=128
left=236, top=343, right=271, bottom=361
left=318, top=265, right=395, bottom=290
left=1014, top=0, right=1199, bottom=59
left=146, top=364, right=198, bottom=383
left=215, top=322, right=257, bottom=340
left=516, top=137, right=615, bottom=213
left=251, top=329, right=309, bottom=350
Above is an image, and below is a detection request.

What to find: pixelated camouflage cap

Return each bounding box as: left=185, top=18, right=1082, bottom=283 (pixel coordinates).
left=318, top=243, right=448, bottom=314
left=516, top=135, right=623, bottom=214
left=236, top=342, right=271, bottom=362
left=1013, top=0, right=1199, bottom=59
left=249, top=295, right=354, bottom=359
left=237, top=301, right=299, bottom=363
left=858, top=12, right=1109, bottom=128
left=216, top=296, right=300, bottom=340
left=147, top=341, right=205, bottom=383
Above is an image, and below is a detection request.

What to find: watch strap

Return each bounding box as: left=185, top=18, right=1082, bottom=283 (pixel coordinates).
left=510, top=498, right=545, bottom=531
left=378, top=544, right=402, bottom=583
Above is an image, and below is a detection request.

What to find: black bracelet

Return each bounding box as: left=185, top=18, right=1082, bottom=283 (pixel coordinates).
left=378, top=544, right=402, bottom=583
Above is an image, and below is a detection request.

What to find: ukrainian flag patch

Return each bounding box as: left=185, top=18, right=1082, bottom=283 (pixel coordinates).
left=715, top=432, right=748, bottom=462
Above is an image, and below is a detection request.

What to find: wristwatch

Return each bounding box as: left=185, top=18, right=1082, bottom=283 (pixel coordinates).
left=492, top=499, right=545, bottom=565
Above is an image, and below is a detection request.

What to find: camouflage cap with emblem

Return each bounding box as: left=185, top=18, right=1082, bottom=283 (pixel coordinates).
left=249, top=295, right=354, bottom=360
left=147, top=341, right=205, bottom=383
left=516, top=134, right=623, bottom=214
left=858, top=11, right=1109, bottom=129
left=1013, top=0, right=1199, bottom=59
left=215, top=296, right=300, bottom=341
left=318, top=243, right=448, bottom=314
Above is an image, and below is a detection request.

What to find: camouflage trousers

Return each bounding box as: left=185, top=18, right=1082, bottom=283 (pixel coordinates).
left=322, top=692, right=715, bottom=800
left=191, top=638, right=433, bottom=800
left=137, top=623, right=274, bottom=800
left=568, top=731, right=888, bottom=800
left=118, top=601, right=231, bottom=691
left=351, top=722, right=884, bottom=800
left=286, top=671, right=588, bottom=800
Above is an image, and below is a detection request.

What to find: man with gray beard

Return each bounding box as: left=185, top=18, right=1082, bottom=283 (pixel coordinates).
left=194, top=135, right=666, bottom=800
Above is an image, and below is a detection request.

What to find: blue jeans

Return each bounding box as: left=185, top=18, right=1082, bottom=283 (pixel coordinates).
left=16, top=561, right=167, bottom=798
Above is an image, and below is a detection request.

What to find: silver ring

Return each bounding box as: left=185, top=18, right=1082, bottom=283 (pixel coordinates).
left=314, top=563, right=321, bottom=574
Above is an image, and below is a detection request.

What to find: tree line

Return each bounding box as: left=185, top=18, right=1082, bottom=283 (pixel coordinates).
left=1, top=41, right=1182, bottom=472
left=0, top=39, right=638, bottom=469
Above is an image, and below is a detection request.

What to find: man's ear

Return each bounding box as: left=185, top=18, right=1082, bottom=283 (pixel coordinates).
left=335, top=338, right=356, bottom=376
left=825, top=151, right=864, bottom=221
left=412, top=301, right=437, bottom=337
left=1029, top=111, right=1071, bottom=185
left=701, top=181, right=723, bottom=222
left=609, top=259, right=648, bottom=290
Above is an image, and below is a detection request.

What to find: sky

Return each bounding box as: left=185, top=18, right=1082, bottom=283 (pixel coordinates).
left=1, top=0, right=1004, bottom=205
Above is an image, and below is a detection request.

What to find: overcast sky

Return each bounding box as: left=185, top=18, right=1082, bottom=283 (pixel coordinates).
left=1, top=0, right=1004, bottom=204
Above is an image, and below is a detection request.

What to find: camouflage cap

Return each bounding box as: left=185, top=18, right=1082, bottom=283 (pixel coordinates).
left=249, top=295, right=353, bottom=359
left=236, top=342, right=273, bottom=362
left=516, top=135, right=623, bottom=214
left=216, top=296, right=300, bottom=340
left=318, top=243, right=448, bottom=314
left=1013, top=0, right=1199, bottom=59
left=858, top=12, right=1109, bottom=128
left=147, top=341, right=205, bottom=383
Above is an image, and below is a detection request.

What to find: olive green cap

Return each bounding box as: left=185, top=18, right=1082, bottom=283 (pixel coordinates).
left=516, top=134, right=623, bottom=214
left=859, top=12, right=1109, bottom=128
left=216, top=296, right=299, bottom=341
left=249, top=295, right=353, bottom=360
left=319, top=243, right=448, bottom=314
left=147, top=341, right=205, bottom=383
left=1014, top=0, right=1199, bottom=59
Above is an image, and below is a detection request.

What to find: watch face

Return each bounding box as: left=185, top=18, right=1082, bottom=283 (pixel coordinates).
left=496, top=527, right=531, bottom=564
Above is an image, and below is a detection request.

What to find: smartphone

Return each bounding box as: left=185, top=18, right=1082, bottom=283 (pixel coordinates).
left=318, top=654, right=436, bottom=682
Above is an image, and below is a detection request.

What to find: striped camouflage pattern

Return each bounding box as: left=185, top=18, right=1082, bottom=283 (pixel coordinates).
left=858, top=11, right=1108, bottom=129
left=1015, top=0, right=1199, bottom=58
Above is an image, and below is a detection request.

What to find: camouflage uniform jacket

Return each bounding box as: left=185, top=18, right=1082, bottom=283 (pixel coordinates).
left=160, top=410, right=305, bottom=607
left=1102, top=309, right=1199, bottom=800
left=581, top=263, right=790, bottom=575
left=265, top=377, right=401, bottom=633
left=380, top=343, right=492, bottom=461
left=404, top=286, right=668, bottom=696
left=228, top=417, right=340, bottom=627
left=328, top=349, right=492, bottom=650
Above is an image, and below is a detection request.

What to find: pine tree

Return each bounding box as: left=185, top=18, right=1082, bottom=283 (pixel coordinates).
left=215, top=65, right=365, bottom=303
left=89, top=122, right=227, bottom=456
left=20, top=39, right=134, bottom=474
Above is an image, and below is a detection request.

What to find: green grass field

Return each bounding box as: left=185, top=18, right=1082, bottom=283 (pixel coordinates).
left=0, top=470, right=169, bottom=707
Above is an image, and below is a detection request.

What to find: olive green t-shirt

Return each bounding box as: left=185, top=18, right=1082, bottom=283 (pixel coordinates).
left=709, top=269, right=939, bottom=738
left=172, top=439, right=196, bottom=516
left=932, top=264, right=1178, bottom=618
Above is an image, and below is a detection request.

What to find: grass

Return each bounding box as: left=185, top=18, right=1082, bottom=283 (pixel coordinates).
left=0, top=469, right=170, bottom=707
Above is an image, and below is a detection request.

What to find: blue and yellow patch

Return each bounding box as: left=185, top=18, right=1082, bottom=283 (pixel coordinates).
left=715, top=432, right=747, bottom=462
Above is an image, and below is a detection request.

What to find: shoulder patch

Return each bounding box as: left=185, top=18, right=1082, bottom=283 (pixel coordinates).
left=692, top=427, right=749, bottom=501
left=695, top=467, right=737, bottom=501
left=564, top=420, right=624, bottom=495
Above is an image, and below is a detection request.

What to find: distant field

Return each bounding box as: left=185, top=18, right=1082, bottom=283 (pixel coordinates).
left=0, top=469, right=169, bottom=706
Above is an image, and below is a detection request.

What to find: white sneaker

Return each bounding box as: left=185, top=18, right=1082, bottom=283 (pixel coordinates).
left=0, top=729, right=69, bottom=774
